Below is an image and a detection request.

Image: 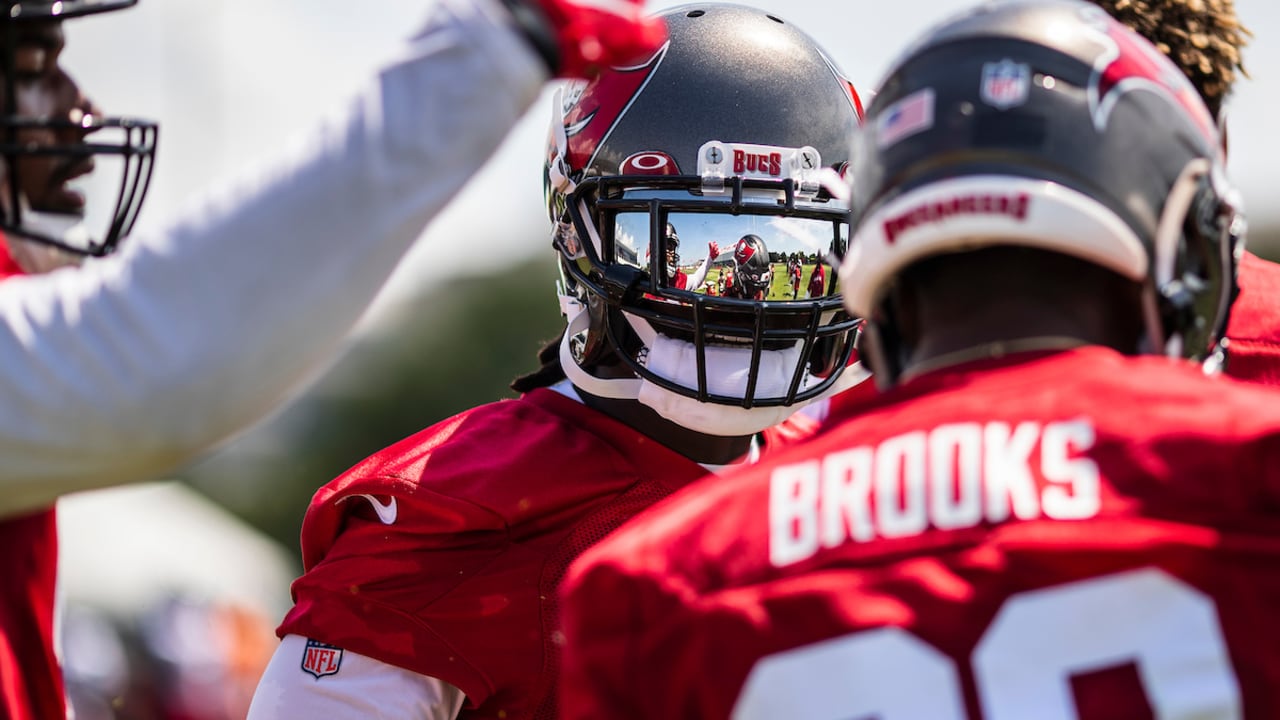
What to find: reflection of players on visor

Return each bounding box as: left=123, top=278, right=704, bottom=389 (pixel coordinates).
left=807, top=262, right=827, bottom=298
left=663, top=223, right=680, bottom=279
left=723, top=233, right=770, bottom=300
left=665, top=222, right=718, bottom=291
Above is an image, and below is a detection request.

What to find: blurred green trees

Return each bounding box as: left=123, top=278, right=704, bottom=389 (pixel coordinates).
left=184, top=257, right=563, bottom=557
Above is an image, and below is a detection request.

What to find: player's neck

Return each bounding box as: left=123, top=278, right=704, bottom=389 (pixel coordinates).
left=902, top=276, right=1140, bottom=379
left=576, top=390, right=755, bottom=465
left=902, top=334, right=1091, bottom=381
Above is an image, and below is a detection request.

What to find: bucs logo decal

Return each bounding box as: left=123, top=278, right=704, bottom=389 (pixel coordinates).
left=560, top=43, right=669, bottom=170
left=734, top=239, right=756, bottom=264
left=1081, top=7, right=1217, bottom=146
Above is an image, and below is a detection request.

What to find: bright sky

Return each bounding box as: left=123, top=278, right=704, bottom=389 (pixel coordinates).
left=62, top=0, right=1280, bottom=326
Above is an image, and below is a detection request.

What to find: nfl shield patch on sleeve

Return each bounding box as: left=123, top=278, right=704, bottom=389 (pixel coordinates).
left=300, top=638, right=344, bottom=679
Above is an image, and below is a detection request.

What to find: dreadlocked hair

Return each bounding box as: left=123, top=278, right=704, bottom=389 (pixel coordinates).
left=510, top=329, right=567, bottom=394
left=1091, top=0, right=1250, bottom=118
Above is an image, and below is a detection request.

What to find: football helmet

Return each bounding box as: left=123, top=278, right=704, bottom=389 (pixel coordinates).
left=663, top=222, right=680, bottom=279
left=725, top=234, right=771, bottom=300
left=546, top=2, right=864, bottom=435
left=0, top=0, right=158, bottom=257
left=840, top=0, right=1243, bottom=384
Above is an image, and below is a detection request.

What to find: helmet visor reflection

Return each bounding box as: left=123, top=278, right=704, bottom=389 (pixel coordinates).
left=616, top=210, right=844, bottom=301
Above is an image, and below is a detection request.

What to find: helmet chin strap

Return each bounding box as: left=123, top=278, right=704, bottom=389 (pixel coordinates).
left=558, top=304, right=645, bottom=399
left=557, top=299, right=868, bottom=436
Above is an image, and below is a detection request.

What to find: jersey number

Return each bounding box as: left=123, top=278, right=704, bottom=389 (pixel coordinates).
left=732, top=569, right=1241, bottom=719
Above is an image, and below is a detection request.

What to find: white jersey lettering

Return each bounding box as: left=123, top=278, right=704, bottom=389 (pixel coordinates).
left=876, top=431, right=928, bottom=539
left=983, top=421, right=1042, bottom=523
left=1040, top=420, right=1101, bottom=520
left=769, top=461, right=822, bottom=567
left=928, top=423, right=983, bottom=530
left=821, top=447, right=875, bottom=547
left=769, top=419, right=1100, bottom=566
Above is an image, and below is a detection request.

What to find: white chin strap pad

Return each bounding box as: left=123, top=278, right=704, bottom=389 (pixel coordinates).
left=558, top=303, right=863, bottom=437
left=636, top=331, right=803, bottom=435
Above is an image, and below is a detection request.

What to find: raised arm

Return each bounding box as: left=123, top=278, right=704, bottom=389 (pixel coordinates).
left=0, top=0, right=544, bottom=514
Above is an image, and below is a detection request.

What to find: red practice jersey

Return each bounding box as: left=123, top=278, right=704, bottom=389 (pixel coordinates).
left=1225, top=250, right=1280, bottom=386
left=278, top=388, right=715, bottom=720
left=560, top=347, right=1280, bottom=720
left=0, top=243, right=65, bottom=720
left=807, top=265, right=826, bottom=298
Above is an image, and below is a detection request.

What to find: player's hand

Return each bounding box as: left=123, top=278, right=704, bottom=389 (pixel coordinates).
left=510, top=0, right=667, bottom=79
left=708, top=241, right=720, bottom=259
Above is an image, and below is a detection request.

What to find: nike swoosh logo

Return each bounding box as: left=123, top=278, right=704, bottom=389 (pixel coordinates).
left=357, top=494, right=397, bottom=525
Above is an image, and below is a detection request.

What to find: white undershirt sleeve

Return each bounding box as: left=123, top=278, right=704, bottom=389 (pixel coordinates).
left=0, top=0, right=547, bottom=516
left=685, top=258, right=710, bottom=291
left=248, top=635, right=466, bottom=720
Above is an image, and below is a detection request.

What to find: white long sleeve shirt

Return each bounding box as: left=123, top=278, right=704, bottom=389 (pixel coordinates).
left=0, top=0, right=546, bottom=516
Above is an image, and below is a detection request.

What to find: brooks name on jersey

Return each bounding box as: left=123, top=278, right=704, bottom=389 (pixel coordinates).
left=771, top=419, right=1099, bottom=566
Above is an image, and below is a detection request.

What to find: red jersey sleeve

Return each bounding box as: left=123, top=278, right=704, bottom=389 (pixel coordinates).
left=0, top=242, right=66, bottom=720
left=0, top=239, right=22, bottom=278
left=1225, top=251, right=1280, bottom=385
left=281, top=458, right=525, bottom=703
left=278, top=389, right=710, bottom=717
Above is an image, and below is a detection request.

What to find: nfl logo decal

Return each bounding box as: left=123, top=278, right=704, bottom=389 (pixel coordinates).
left=980, top=59, right=1031, bottom=110
left=300, top=638, right=344, bottom=679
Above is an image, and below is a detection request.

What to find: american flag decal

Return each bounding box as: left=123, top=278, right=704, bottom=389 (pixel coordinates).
left=876, top=88, right=935, bottom=149
left=301, top=638, right=344, bottom=679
